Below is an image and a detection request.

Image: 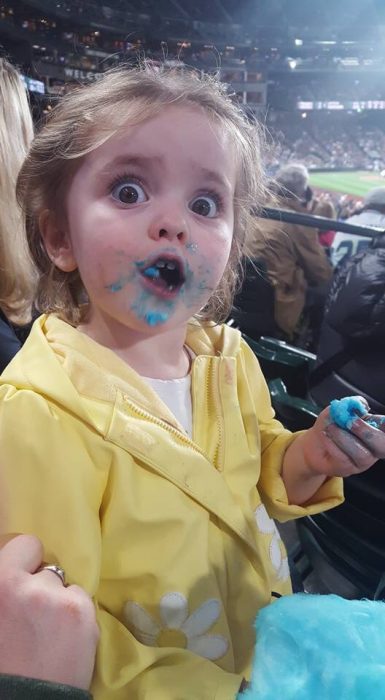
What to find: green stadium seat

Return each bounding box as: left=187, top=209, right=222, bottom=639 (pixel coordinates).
left=242, top=334, right=316, bottom=398
left=268, top=377, right=320, bottom=431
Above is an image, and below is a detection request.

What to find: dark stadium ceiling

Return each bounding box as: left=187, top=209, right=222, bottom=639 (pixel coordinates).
left=14, top=0, right=385, bottom=49
left=20, top=0, right=385, bottom=31
left=173, top=0, right=385, bottom=30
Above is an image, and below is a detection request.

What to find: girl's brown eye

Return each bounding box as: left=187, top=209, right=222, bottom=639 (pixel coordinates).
left=111, top=181, right=147, bottom=204
left=190, top=195, right=218, bottom=218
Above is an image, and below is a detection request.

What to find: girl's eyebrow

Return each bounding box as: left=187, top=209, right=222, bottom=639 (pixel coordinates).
left=100, top=154, right=163, bottom=174
left=197, top=167, right=233, bottom=194
left=99, top=155, right=232, bottom=193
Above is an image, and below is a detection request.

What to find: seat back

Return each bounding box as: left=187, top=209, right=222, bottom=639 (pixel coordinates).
left=243, top=334, right=316, bottom=398
left=231, top=258, right=278, bottom=339
left=268, top=378, right=319, bottom=431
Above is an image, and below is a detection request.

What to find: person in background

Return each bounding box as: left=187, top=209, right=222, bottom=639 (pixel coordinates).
left=0, top=58, right=98, bottom=698
left=310, top=191, right=336, bottom=254
left=0, top=534, right=98, bottom=699
left=305, top=231, right=385, bottom=601
left=310, top=230, right=385, bottom=415
left=0, top=57, right=37, bottom=371
left=248, top=163, right=332, bottom=347
left=331, top=186, right=385, bottom=267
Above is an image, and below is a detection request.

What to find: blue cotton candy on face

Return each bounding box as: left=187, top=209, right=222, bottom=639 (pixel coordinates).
left=240, top=594, right=385, bottom=700
left=329, top=396, right=368, bottom=430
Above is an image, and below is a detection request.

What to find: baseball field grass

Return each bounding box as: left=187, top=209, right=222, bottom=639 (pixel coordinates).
left=310, top=170, right=384, bottom=197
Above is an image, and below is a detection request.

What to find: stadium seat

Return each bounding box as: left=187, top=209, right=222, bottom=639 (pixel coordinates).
left=297, top=499, right=385, bottom=599
left=268, top=377, right=320, bottom=431
left=231, top=257, right=278, bottom=339
left=242, top=334, right=316, bottom=398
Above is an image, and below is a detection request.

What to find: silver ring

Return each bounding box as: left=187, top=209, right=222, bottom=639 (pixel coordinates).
left=37, top=564, right=66, bottom=586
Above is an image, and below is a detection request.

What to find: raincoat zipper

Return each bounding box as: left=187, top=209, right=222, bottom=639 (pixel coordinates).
left=122, top=395, right=206, bottom=458
left=204, top=357, right=225, bottom=471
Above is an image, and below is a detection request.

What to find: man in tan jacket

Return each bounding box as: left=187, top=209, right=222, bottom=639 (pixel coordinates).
left=248, top=163, right=333, bottom=342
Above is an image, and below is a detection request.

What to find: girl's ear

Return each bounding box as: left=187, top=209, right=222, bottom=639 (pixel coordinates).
left=39, top=210, right=77, bottom=272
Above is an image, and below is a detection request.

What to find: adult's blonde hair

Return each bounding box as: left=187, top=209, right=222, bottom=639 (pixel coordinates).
left=0, top=58, right=36, bottom=324
left=17, top=63, right=268, bottom=325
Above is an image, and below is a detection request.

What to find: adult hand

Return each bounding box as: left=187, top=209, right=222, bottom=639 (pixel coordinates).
left=0, top=534, right=99, bottom=689
left=301, top=400, right=385, bottom=478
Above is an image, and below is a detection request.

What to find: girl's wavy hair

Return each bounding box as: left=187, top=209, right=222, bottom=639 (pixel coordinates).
left=17, top=63, right=268, bottom=325
left=0, top=57, right=36, bottom=324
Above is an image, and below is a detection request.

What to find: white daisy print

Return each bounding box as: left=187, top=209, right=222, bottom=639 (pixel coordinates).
left=123, top=592, right=228, bottom=660
left=255, top=504, right=290, bottom=581
left=254, top=503, right=276, bottom=534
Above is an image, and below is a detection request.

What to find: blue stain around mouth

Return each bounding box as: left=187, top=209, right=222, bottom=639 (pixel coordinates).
left=106, top=250, right=213, bottom=326
left=144, top=311, right=169, bottom=326
left=106, top=280, right=125, bottom=292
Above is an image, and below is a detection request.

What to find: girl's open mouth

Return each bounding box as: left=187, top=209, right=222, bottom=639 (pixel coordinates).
left=139, top=256, right=186, bottom=297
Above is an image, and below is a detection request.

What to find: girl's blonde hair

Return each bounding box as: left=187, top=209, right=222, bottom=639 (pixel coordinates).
left=0, top=58, right=36, bottom=324
left=17, top=63, right=268, bottom=325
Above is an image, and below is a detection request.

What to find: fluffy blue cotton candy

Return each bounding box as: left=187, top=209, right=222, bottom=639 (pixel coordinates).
left=329, top=396, right=368, bottom=430
left=240, top=594, right=385, bottom=700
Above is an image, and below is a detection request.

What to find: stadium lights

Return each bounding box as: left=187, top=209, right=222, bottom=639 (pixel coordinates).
left=288, top=59, right=297, bottom=69
left=295, top=39, right=303, bottom=46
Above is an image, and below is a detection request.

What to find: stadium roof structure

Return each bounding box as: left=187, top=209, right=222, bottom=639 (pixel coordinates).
left=20, top=0, right=385, bottom=35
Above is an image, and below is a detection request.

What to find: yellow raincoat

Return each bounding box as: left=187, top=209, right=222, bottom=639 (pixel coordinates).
left=0, top=315, right=343, bottom=699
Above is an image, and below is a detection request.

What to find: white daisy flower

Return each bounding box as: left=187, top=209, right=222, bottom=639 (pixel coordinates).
left=277, top=556, right=290, bottom=581
left=254, top=504, right=276, bottom=534
left=255, top=504, right=290, bottom=581
left=123, top=592, right=228, bottom=661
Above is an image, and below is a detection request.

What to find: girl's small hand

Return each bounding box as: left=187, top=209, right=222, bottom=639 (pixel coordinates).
left=301, top=405, right=385, bottom=479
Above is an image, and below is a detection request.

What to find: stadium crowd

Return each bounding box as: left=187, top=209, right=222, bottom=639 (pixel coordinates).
left=267, top=119, right=385, bottom=172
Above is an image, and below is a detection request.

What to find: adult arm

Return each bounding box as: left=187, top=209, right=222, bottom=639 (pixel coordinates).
left=293, top=224, right=333, bottom=286
left=0, top=535, right=97, bottom=696
left=0, top=675, right=92, bottom=700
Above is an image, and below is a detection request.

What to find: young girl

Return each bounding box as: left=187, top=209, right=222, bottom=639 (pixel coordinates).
left=1, top=65, right=384, bottom=699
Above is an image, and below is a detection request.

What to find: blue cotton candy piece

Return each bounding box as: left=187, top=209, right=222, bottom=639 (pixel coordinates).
left=240, top=594, right=385, bottom=700
left=142, top=266, right=160, bottom=279
left=329, top=396, right=368, bottom=430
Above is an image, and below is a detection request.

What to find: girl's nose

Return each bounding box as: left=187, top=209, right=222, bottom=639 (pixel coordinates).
left=148, top=209, right=189, bottom=244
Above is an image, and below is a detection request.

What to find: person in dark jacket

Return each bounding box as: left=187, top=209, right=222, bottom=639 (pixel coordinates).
left=331, top=186, right=385, bottom=268
left=0, top=535, right=98, bottom=699
left=0, top=309, right=24, bottom=371
left=310, top=231, right=385, bottom=413
left=305, top=233, right=385, bottom=597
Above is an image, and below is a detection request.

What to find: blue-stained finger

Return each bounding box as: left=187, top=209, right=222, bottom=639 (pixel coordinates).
left=324, top=423, right=375, bottom=469
left=349, top=417, right=385, bottom=454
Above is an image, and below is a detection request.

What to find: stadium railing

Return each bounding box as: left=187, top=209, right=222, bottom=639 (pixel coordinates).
left=259, top=206, right=384, bottom=238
